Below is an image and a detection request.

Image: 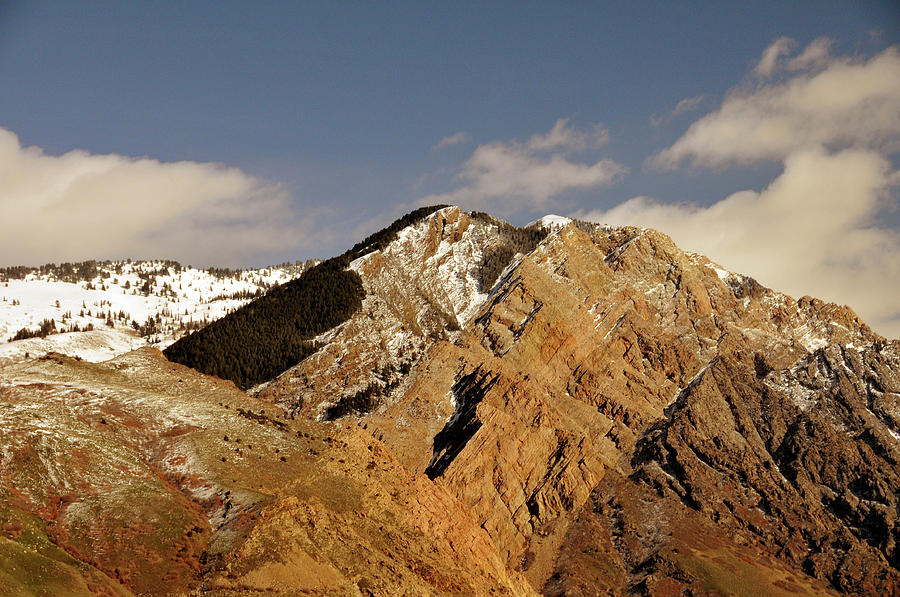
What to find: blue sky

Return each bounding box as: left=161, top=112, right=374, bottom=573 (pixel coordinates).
left=2, top=1, right=900, bottom=334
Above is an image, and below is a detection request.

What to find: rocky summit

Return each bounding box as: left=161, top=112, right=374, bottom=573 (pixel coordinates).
left=1, top=206, right=898, bottom=596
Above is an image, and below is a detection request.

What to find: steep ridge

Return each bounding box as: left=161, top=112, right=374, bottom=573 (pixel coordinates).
left=363, top=221, right=896, bottom=594
left=627, top=343, right=900, bottom=594
left=164, top=206, right=451, bottom=390
left=256, top=207, right=547, bottom=420
left=0, top=349, right=531, bottom=595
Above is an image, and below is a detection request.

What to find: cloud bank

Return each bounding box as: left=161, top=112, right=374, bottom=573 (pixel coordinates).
left=652, top=43, right=900, bottom=169
left=585, top=40, right=900, bottom=338
left=0, top=129, right=309, bottom=266
left=420, top=119, right=624, bottom=210
left=786, top=37, right=833, bottom=71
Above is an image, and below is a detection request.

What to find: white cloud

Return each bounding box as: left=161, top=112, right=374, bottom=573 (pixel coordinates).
left=419, top=119, right=625, bottom=209
left=0, top=129, right=310, bottom=266
left=433, top=131, right=471, bottom=150
left=754, top=36, right=795, bottom=78
left=586, top=42, right=900, bottom=338
left=787, top=37, right=832, bottom=71
left=651, top=95, right=705, bottom=127
left=672, top=95, right=705, bottom=116
left=652, top=44, right=900, bottom=169
left=580, top=147, right=900, bottom=337
left=525, top=118, right=609, bottom=151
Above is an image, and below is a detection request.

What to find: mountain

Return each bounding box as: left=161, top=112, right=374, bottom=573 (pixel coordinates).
left=0, top=259, right=315, bottom=364
left=1, top=206, right=898, bottom=595
left=162, top=205, right=452, bottom=390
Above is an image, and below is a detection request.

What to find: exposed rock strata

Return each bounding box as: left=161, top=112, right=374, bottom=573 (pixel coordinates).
left=256, top=207, right=545, bottom=422
left=364, top=214, right=895, bottom=594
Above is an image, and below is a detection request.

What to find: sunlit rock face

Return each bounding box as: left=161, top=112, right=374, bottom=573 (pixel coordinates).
left=256, top=206, right=542, bottom=421
left=364, top=216, right=896, bottom=594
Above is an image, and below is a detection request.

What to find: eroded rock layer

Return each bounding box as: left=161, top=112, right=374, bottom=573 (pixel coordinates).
left=363, top=211, right=896, bottom=594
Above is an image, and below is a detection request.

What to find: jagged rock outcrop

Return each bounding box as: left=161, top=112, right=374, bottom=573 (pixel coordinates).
left=362, top=215, right=895, bottom=594
left=630, top=343, right=900, bottom=594
left=256, top=207, right=546, bottom=421
left=544, top=471, right=838, bottom=596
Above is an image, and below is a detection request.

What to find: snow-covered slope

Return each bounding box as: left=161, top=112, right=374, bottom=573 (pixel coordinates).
left=0, top=260, right=314, bottom=363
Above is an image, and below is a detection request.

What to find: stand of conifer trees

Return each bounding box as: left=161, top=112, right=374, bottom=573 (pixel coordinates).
left=163, top=206, right=447, bottom=389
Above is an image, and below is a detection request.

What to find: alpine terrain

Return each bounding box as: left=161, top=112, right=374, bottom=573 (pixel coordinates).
left=0, top=260, right=315, bottom=365
left=2, top=206, right=898, bottom=596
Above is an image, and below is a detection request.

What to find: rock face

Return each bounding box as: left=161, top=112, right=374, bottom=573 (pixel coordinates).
left=361, top=210, right=896, bottom=594
left=2, top=205, right=899, bottom=595
left=256, top=208, right=546, bottom=421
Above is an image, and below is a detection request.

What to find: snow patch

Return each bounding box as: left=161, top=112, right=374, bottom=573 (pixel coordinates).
left=527, top=214, right=572, bottom=230
left=765, top=366, right=819, bottom=412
